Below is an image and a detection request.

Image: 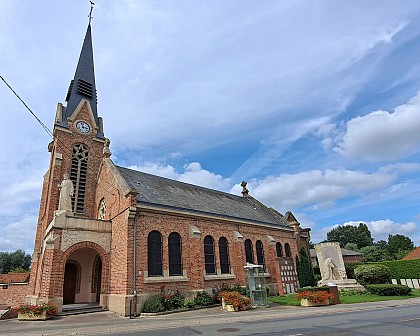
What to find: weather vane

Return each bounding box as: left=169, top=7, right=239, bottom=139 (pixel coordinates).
left=88, top=1, right=95, bottom=24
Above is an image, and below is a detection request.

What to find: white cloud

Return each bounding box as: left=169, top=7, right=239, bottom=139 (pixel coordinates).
left=334, top=91, right=420, bottom=162
left=128, top=162, right=231, bottom=191
left=322, top=219, right=419, bottom=245
left=234, top=168, right=396, bottom=211
left=0, top=214, right=38, bottom=252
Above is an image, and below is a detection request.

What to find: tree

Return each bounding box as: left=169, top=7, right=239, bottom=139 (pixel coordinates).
left=360, top=245, right=389, bottom=262
left=0, top=250, right=31, bottom=273
left=386, top=234, right=414, bottom=259
left=296, top=248, right=316, bottom=287
left=327, top=223, right=373, bottom=248
left=344, top=243, right=359, bottom=252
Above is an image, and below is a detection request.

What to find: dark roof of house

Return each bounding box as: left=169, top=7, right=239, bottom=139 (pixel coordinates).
left=310, top=248, right=364, bottom=258
left=0, top=272, right=30, bottom=284
left=116, top=165, right=291, bottom=229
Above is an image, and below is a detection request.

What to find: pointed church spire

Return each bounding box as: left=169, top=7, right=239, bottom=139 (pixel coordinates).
left=62, top=23, right=102, bottom=137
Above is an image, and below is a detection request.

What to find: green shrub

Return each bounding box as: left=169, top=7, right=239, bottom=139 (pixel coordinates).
left=170, top=290, right=185, bottom=309
left=312, top=265, right=321, bottom=276
left=183, top=300, right=196, bottom=309
left=194, top=291, right=215, bottom=306
left=339, top=288, right=367, bottom=296
left=376, top=259, right=420, bottom=280
left=344, top=262, right=363, bottom=279
left=212, top=283, right=246, bottom=300
left=366, top=284, right=411, bottom=296
left=142, top=294, right=165, bottom=313
left=354, top=264, right=391, bottom=285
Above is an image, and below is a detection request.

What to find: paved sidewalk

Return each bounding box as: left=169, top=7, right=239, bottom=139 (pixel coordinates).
left=1, top=297, right=420, bottom=336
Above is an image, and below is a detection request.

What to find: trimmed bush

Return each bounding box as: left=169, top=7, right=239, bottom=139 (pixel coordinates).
left=354, top=264, right=391, bottom=285
left=344, top=262, right=363, bottom=279
left=376, top=259, right=420, bottom=280
left=169, top=290, right=185, bottom=309
left=212, top=283, right=246, bottom=299
left=194, top=291, right=215, bottom=306
left=142, top=294, right=165, bottom=313
left=366, top=284, right=411, bottom=296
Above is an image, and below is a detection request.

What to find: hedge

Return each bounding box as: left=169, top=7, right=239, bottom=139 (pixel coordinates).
left=375, top=260, right=420, bottom=280
left=345, top=259, right=420, bottom=280
left=366, top=284, right=411, bottom=296
left=354, top=264, right=391, bottom=285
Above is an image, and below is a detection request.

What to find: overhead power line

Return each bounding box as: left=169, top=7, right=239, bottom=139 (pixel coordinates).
left=1, top=75, right=53, bottom=138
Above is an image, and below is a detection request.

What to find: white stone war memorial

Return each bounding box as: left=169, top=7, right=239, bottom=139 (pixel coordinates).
left=316, top=242, right=364, bottom=290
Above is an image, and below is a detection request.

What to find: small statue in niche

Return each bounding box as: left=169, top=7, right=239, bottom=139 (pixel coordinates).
left=58, top=173, right=74, bottom=211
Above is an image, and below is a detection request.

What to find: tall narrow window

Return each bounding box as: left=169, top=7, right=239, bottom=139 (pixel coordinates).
left=244, top=239, right=254, bottom=264
left=219, top=237, right=230, bottom=274
left=256, top=240, right=265, bottom=270
left=285, top=243, right=291, bottom=257
left=148, top=231, right=162, bottom=276
left=70, top=143, right=89, bottom=213
left=276, top=242, right=283, bottom=257
left=204, top=235, right=216, bottom=275
left=168, top=232, right=182, bottom=276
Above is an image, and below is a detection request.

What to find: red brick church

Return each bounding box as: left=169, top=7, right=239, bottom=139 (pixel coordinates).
left=2, top=22, right=311, bottom=316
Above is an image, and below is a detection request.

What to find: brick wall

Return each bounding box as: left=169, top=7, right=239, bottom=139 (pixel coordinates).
left=0, top=283, right=29, bottom=307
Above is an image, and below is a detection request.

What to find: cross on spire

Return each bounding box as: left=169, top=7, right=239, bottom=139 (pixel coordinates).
left=89, top=1, right=95, bottom=24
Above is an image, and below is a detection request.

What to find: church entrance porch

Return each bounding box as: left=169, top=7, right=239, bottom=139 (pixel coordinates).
left=63, top=247, right=102, bottom=305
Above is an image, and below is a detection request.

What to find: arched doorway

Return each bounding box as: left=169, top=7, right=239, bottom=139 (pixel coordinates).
left=62, top=248, right=103, bottom=304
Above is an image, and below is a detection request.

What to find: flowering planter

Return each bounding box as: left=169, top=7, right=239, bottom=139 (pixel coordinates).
left=300, top=298, right=329, bottom=307
left=224, top=304, right=238, bottom=312
left=18, top=312, right=53, bottom=321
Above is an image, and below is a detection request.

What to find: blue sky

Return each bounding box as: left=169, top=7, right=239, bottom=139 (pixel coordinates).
left=1, top=1, right=420, bottom=253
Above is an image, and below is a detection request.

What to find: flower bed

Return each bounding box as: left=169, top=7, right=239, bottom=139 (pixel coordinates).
left=218, top=291, right=251, bottom=311
left=17, top=303, right=58, bottom=321
left=295, top=290, right=333, bottom=307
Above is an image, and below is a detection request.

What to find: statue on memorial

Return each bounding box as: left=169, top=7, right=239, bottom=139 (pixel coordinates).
left=322, top=257, right=335, bottom=281
left=58, top=174, right=74, bottom=211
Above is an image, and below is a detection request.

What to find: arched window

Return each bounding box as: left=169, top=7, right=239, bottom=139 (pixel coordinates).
left=256, top=240, right=265, bottom=270
left=244, top=239, right=254, bottom=264
left=276, top=242, right=283, bottom=257
left=71, top=143, right=89, bottom=213
left=168, top=232, right=182, bottom=276
left=148, top=231, right=162, bottom=276
left=285, top=243, right=291, bottom=257
left=204, top=235, right=216, bottom=275
left=219, top=237, right=230, bottom=274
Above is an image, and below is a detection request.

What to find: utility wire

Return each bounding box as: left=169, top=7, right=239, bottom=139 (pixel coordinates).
left=1, top=75, right=53, bottom=138
left=1, top=75, right=119, bottom=198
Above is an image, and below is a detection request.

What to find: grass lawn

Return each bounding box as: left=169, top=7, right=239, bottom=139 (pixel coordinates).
left=268, top=289, right=420, bottom=306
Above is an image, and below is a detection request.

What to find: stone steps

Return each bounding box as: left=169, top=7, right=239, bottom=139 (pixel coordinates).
left=59, top=303, right=107, bottom=316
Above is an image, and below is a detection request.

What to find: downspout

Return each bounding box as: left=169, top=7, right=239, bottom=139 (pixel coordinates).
left=132, top=208, right=138, bottom=316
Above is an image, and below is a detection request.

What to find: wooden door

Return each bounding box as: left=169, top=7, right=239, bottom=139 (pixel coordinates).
left=63, top=263, right=77, bottom=304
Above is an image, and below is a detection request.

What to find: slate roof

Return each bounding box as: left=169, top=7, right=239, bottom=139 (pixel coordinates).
left=116, top=166, right=291, bottom=229
left=310, top=248, right=363, bottom=258
left=0, top=272, right=30, bottom=284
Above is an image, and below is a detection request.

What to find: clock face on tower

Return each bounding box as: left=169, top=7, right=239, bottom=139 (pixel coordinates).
left=76, top=121, right=91, bottom=134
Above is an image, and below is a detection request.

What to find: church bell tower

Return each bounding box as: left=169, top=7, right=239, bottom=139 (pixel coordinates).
left=27, top=20, right=112, bottom=312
